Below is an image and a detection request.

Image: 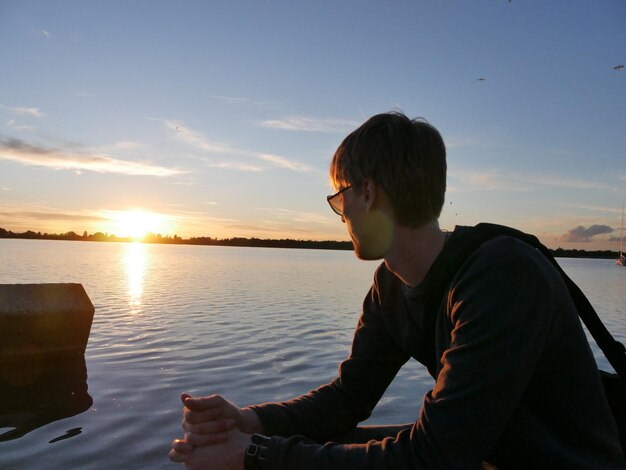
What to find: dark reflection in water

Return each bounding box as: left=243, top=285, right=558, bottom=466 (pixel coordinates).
left=0, top=352, right=92, bottom=442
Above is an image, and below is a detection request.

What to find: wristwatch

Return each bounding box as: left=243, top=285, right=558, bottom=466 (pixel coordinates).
left=244, top=433, right=271, bottom=470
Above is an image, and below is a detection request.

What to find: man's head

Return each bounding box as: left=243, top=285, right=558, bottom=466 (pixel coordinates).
left=330, top=112, right=447, bottom=228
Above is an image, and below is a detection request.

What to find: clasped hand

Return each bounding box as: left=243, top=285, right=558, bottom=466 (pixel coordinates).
left=169, top=393, right=256, bottom=470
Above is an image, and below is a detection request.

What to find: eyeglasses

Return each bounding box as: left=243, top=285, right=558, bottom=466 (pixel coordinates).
left=326, top=185, right=352, bottom=217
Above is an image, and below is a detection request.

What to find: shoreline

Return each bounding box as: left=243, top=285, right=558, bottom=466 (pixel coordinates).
left=0, top=228, right=620, bottom=259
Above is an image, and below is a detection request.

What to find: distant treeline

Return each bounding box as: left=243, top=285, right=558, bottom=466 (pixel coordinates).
left=0, top=227, right=620, bottom=258
left=550, top=247, right=619, bottom=260
left=0, top=228, right=354, bottom=251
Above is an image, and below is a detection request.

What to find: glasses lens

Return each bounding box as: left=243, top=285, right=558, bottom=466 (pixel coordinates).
left=327, top=185, right=350, bottom=217
left=330, top=193, right=343, bottom=215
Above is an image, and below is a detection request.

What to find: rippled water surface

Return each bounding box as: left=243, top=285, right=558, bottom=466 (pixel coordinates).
left=0, top=239, right=624, bottom=469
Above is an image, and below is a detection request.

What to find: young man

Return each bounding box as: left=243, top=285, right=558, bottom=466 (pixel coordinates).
left=169, top=113, right=624, bottom=469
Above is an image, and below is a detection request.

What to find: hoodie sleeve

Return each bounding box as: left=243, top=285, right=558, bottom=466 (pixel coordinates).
left=249, top=277, right=410, bottom=443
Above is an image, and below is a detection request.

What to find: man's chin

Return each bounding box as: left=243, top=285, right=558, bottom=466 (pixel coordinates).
left=353, top=244, right=385, bottom=261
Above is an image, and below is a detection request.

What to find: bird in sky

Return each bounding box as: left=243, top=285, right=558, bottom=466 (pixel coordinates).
left=477, top=78, right=486, bottom=81
left=614, top=65, right=624, bottom=71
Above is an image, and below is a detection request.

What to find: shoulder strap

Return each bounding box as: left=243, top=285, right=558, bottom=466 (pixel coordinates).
left=421, top=223, right=626, bottom=382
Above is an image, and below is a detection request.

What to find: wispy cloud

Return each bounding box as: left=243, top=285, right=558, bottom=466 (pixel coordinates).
left=160, top=119, right=314, bottom=173
left=212, top=95, right=280, bottom=108
left=223, top=222, right=294, bottom=234
left=259, top=116, right=358, bottom=133
left=206, top=161, right=263, bottom=172
left=559, top=224, right=614, bottom=242
left=527, top=174, right=613, bottom=190
left=98, top=140, right=145, bottom=152
left=0, top=137, right=186, bottom=177
left=258, top=207, right=335, bottom=226
left=259, top=154, right=314, bottom=172
left=0, top=208, right=107, bottom=223
left=213, top=95, right=249, bottom=105
left=218, top=218, right=346, bottom=240
left=448, top=169, right=534, bottom=191
left=555, top=203, right=623, bottom=215
left=162, top=119, right=254, bottom=156
left=168, top=123, right=261, bottom=171
left=6, top=119, right=36, bottom=131
left=0, top=104, right=45, bottom=118
left=449, top=168, right=614, bottom=192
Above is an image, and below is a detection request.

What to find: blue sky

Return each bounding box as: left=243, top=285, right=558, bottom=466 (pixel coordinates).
left=0, top=1, right=624, bottom=249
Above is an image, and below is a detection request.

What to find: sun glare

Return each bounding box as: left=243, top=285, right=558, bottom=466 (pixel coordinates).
left=109, top=210, right=169, bottom=241
left=125, top=241, right=146, bottom=312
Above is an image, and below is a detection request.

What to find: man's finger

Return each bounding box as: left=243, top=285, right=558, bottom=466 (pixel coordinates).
left=184, top=407, right=224, bottom=424
left=168, top=441, right=192, bottom=463
left=180, top=393, right=193, bottom=405
left=183, top=394, right=226, bottom=411
left=171, top=439, right=194, bottom=455
left=168, top=449, right=186, bottom=463
left=183, top=418, right=235, bottom=434
left=185, top=431, right=230, bottom=446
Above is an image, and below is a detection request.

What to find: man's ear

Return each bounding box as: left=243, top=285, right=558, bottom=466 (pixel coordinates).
left=361, top=179, right=378, bottom=211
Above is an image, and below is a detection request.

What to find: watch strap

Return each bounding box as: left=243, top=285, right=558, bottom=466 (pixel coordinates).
left=244, top=433, right=271, bottom=470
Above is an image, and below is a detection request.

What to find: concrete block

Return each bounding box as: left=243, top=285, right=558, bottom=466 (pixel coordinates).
left=0, top=283, right=95, bottom=362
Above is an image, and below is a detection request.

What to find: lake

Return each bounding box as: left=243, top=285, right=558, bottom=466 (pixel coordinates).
left=0, top=239, right=624, bottom=469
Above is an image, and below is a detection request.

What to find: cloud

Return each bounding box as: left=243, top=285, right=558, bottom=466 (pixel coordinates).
left=559, top=224, right=614, bottom=242
left=555, top=203, right=623, bottom=215
left=162, top=121, right=262, bottom=171
left=103, top=140, right=145, bottom=151
left=449, top=168, right=614, bottom=192
left=212, top=95, right=280, bottom=108
left=0, top=104, right=44, bottom=118
left=527, top=174, right=613, bottom=190
left=258, top=154, right=314, bottom=172
left=258, top=207, right=335, bottom=225
left=448, top=169, right=534, bottom=191
left=162, top=119, right=254, bottom=156
left=206, top=161, right=263, bottom=172
left=223, top=222, right=294, bottom=234
left=213, top=95, right=249, bottom=105
left=0, top=208, right=107, bottom=223
left=0, top=137, right=186, bottom=177
left=160, top=119, right=314, bottom=173
left=6, top=119, right=36, bottom=131
left=259, top=116, right=358, bottom=133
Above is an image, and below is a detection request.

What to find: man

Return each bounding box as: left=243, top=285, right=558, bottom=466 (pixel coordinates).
left=169, top=113, right=624, bottom=468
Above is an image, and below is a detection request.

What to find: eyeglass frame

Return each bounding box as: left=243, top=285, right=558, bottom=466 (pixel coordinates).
left=326, top=185, right=352, bottom=217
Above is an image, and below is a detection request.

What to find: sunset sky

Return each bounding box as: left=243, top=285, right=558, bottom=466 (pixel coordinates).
left=1, top=1, right=625, bottom=249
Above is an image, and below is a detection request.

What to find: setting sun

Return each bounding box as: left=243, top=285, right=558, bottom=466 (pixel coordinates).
left=107, top=210, right=170, bottom=240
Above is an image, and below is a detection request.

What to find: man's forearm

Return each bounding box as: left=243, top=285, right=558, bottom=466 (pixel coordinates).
left=241, top=407, right=264, bottom=434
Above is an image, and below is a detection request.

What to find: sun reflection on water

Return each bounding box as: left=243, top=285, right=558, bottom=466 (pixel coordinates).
left=124, top=242, right=146, bottom=312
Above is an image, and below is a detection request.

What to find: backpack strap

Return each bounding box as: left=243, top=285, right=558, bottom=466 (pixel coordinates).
left=421, top=223, right=626, bottom=382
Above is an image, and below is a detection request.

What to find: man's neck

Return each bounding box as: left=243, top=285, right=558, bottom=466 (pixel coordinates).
left=384, top=221, right=448, bottom=287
